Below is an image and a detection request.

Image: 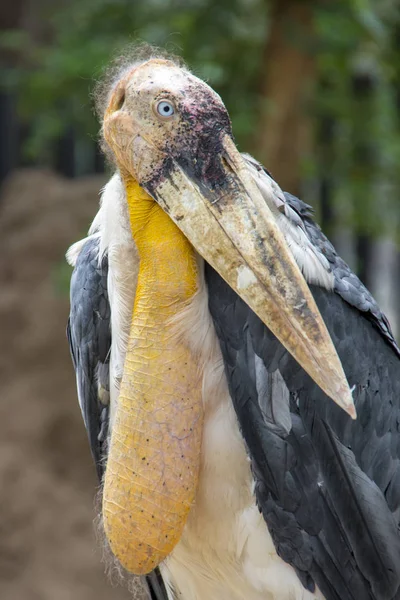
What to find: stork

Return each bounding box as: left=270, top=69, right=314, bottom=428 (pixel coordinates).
left=67, top=50, right=400, bottom=600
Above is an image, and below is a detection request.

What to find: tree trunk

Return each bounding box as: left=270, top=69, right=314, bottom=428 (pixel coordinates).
left=255, top=0, right=316, bottom=196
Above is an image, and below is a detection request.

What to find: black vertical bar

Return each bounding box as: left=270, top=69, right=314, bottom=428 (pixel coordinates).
left=94, top=142, right=105, bottom=173
left=55, top=125, right=75, bottom=178
left=355, top=233, right=372, bottom=289
left=352, top=72, right=374, bottom=289
left=0, top=91, right=18, bottom=185
left=319, top=114, right=335, bottom=237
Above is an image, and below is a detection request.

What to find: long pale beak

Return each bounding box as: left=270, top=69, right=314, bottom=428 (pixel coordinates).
left=140, top=134, right=355, bottom=418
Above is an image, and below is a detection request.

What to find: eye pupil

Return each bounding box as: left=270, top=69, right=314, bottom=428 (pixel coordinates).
left=157, top=100, right=175, bottom=118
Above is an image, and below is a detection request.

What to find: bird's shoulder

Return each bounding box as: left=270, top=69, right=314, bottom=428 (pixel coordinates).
left=243, top=153, right=399, bottom=356
left=285, top=190, right=400, bottom=356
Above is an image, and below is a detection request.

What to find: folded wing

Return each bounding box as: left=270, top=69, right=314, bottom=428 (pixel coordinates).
left=206, top=157, right=400, bottom=600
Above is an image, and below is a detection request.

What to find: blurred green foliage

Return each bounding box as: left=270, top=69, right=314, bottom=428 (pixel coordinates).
left=1, top=0, right=400, bottom=237
left=2, top=0, right=267, bottom=157
left=52, top=259, right=73, bottom=296
left=314, top=1, right=400, bottom=237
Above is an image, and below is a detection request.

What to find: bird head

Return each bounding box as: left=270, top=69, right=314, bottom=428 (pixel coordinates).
left=100, top=53, right=354, bottom=418
left=103, top=58, right=232, bottom=188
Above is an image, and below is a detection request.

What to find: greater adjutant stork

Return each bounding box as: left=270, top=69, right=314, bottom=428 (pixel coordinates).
left=67, top=50, right=400, bottom=600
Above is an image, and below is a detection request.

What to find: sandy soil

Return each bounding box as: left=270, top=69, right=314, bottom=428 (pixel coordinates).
left=0, top=169, right=132, bottom=600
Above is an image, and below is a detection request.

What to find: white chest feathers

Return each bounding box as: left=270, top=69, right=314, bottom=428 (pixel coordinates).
left=160, top=283, right=324, bottom=600
left=87, top=176, right=325, bottom=599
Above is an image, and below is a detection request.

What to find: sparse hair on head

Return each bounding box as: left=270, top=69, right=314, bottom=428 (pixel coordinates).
left=93, top=41, right=187, bottom=122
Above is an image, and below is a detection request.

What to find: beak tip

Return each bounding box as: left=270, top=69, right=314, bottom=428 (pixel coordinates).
left=347, top=403, right=357, bottom=420
left=339, top=385, right=357, bottom=420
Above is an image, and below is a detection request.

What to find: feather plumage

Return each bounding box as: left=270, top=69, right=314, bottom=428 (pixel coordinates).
left=68, top=153, right=400, bottom=600
left=206, top=183, right=400, bottom=598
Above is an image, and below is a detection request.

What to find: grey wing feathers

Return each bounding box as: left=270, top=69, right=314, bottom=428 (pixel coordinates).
left=67, top=236, right=111, bottom=478
left=243, top=152, right=399, bottom=356
left=206, top=182, right=400, bottom=599
left=283, top=190, right=400, bottom=357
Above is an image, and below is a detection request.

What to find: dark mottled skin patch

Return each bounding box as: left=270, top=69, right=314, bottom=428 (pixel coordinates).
left=143, top=83, right=239, bottom=204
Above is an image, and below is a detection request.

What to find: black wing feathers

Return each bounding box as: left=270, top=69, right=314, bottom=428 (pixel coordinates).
left=67, top=236, right=111, bottom=476
left=284, top=191, right=400, bottom=357
left=206, top=213, right=400, bottom=600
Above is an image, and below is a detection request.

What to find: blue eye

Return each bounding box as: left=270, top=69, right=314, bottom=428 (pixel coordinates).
left=156, top=100, right=175, bottom=118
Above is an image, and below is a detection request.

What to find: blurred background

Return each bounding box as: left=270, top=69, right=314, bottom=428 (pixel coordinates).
left=0, top=0, right=399, bottom=598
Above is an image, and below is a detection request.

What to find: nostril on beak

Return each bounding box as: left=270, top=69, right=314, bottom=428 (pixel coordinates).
left=107, top=81, right=126, bottom=115
left=114, top=85, right=126, bottom=111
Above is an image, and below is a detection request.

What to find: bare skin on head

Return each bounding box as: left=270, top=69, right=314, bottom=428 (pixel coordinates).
left=101, top=57, right=355, bottom=576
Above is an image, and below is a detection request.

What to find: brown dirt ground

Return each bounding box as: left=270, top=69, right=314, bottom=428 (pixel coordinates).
left=0, top=169, right=132, bottom=600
